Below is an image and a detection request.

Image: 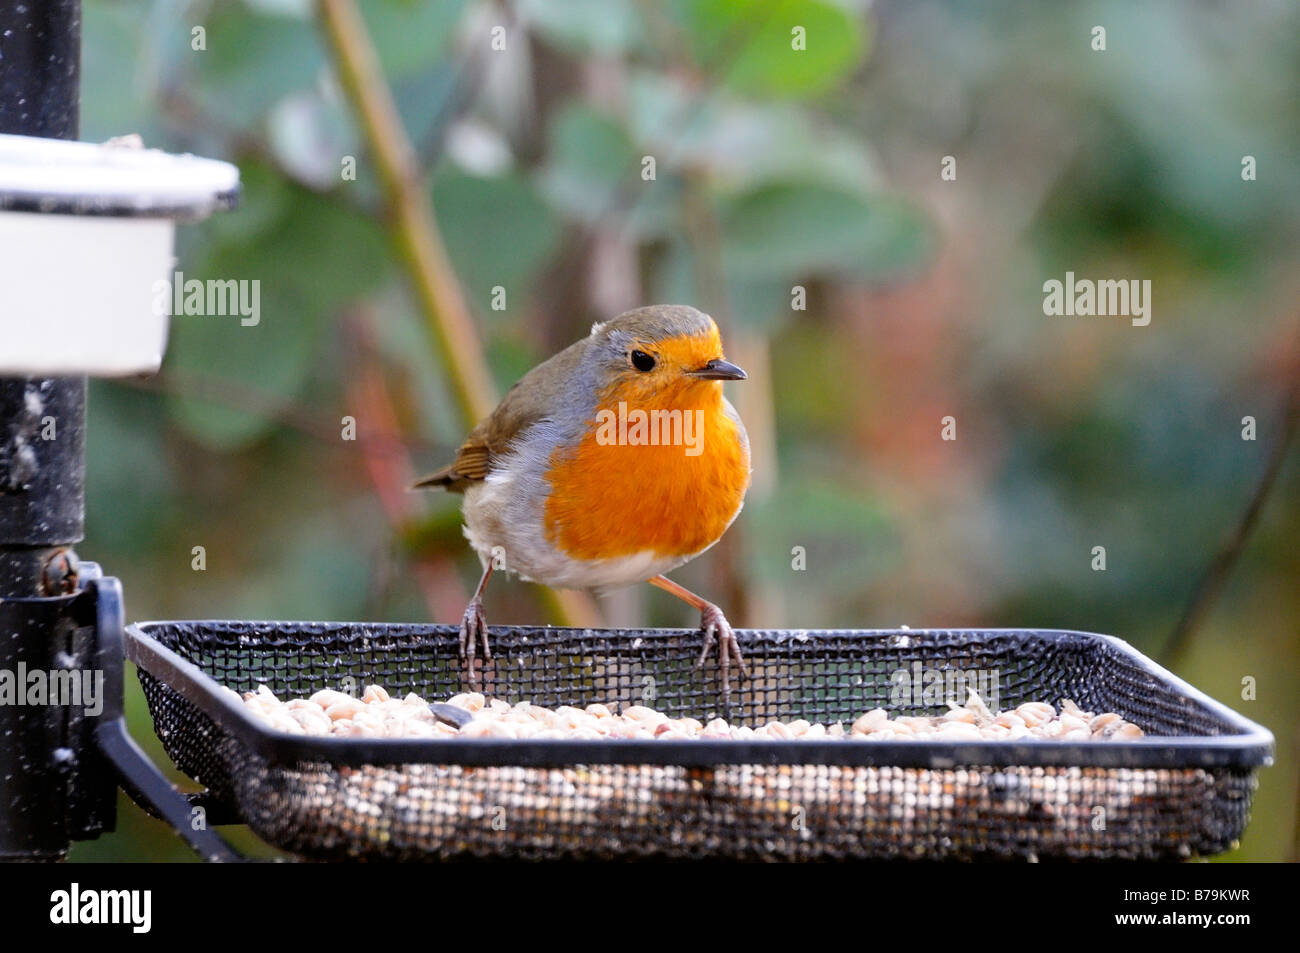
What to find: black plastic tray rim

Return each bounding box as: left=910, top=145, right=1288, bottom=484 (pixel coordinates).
left=125, top=621, right=1275, bottom=771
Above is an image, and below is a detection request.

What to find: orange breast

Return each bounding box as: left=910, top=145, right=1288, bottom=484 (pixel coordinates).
left=542, top=386, right=749, bottom=562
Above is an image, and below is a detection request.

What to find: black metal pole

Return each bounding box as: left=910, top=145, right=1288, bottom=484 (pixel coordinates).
left=0, top=0, right=87, bottom=860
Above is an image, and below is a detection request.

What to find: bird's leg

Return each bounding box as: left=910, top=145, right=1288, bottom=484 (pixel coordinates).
left=460, top=563, right=494, bottom=691
left=649, top=574, right=748, bottom=707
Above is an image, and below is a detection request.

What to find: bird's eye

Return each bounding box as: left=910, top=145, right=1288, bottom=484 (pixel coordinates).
left=630, top=349, right=656, bottom=372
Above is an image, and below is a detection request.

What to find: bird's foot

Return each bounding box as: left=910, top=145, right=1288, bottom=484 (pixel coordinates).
left=695, top=602, right=749, bottom=710
left=459, top=597, right=491, bottom=691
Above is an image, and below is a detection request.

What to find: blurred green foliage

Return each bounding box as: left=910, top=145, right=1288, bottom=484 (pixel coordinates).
left=66, top=0, right=1298, bottom=862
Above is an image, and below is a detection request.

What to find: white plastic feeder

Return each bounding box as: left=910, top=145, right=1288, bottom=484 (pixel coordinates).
left=0, top=133, right=239, bottom=376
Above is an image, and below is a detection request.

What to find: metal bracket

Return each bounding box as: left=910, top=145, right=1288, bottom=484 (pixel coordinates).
left=84, top=571, right=243, bottom=862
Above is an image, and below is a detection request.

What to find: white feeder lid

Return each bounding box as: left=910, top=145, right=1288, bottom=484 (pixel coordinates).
left=0, top=132, right=240, bottom=220
left=0, top=134, right=240, bottom=376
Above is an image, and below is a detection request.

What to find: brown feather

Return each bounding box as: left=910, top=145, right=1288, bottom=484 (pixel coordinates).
left=411, top=334, right=589, bottom=493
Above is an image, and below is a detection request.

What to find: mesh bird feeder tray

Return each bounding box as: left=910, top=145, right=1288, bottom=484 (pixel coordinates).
left=126, top=622, right=1271, bottom=862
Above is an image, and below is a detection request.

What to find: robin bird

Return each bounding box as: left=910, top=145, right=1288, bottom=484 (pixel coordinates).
left=415, top=304, right=751, bottom=701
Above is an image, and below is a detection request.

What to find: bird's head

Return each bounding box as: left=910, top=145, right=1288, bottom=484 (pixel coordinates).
left=587, top=305, right=746, bottom=406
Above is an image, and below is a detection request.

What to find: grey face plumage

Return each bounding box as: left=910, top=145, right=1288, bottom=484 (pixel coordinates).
left=588, top=305, right=717, bottom=369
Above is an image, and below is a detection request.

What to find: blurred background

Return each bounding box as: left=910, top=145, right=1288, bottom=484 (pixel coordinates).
left=66, top=0, right=1298, bottom=861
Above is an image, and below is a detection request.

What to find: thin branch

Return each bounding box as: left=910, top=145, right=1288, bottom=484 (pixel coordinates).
left=316, top=0, right=497, bottom=425
left=314, top=0, right=599, bottom=629
left=1162, top=347, right=1300, bottom=666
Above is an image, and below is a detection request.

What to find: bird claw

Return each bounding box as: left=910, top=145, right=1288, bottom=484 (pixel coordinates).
left=694, top=603, right=748, bottom=710
left=459, top=598, right=491, bottom=691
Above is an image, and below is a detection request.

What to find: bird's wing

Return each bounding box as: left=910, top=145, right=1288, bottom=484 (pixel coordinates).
left=413, top=338, right=587, bottom=493
left=411, top=396, right=530, bottom=493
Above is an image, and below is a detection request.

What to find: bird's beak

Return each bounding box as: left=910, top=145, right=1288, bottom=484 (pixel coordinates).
left=689, top=358, right=747, bottom=381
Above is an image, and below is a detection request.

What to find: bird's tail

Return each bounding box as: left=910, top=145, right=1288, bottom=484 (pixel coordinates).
left=411, top=465, right=466, bottom=492
left=411, top=467, right=453, bottom=489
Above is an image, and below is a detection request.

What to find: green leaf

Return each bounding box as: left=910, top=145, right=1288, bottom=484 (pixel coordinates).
left=230, top=511, right=375, bottom=619
left=85, top=382, right=177, bottom=556
left=192, top=6, right=325, bottom=128
left=392, top=63, right=462, bottom=154
left=537, top=105, right=639, bottom=222
left=537, top=105, right=679, bottom=236
left=720, top=181, right=932, bottom=279
left=267, top=89, right=359, bottom=190
left=165, top=190, right=390, bottom=449
left=432, top=171, right=563, bottom=310
left=652, top=238, right=793, bottom=331
left=679, top=0, right=869, bottom=99
left=362, top=0, right=468, bottom=79
left=518, top=0, right=646, bottom=55
left=627, top=71, right=879, bottom=191
left=748, top=481, right=900, bottom=586
left=80, top=2, right=162, bottom=142
left=188, top=160, right=293, bottom=251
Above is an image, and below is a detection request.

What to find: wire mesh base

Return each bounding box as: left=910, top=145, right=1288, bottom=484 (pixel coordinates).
left=130, top=621, right=1269, bottom=861
left=227, top=759, right=1253, bottom=861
